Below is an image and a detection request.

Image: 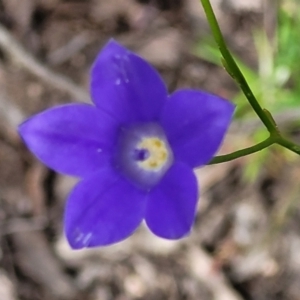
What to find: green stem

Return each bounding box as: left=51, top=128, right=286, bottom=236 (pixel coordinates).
left=276, top=136, right=300, bottom=155
left=209, top=134, right=300, bottom=165
left=200, top=0, right=277, bottom=134
left=209, top=137, right=274, bottom=164
left=199, top=0, right=300, bottom=163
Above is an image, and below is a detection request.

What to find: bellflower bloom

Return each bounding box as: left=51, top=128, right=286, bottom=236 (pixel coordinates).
left=19, top=40, right=234, bottom=249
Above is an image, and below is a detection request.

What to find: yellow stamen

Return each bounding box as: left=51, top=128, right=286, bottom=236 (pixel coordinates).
left=137, top=137, right=169, bottom=171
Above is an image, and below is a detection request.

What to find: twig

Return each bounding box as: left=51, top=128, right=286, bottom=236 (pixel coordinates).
left=0, top=23, right=90, bottom=103
left=0, top=271, right=18, bottom=300
left=13, top=231, right=78, bottom=299
left=0, top=91, right=25, bottom=128
left=47, top=32, right=93, bottom=66
left=0, top=217, right=46, bottom=236
left=188, top=246, right=244, bottom=300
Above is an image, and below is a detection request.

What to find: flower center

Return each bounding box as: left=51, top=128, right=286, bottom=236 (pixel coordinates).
left=114, top=123, right=173, bottom=190
left=133, top=148, right=150, bottom=161
left=135, top=137, right=169, bottom=171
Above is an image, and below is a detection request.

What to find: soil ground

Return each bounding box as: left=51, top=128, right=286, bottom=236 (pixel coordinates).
left=1, top=1, right=300, bottom=300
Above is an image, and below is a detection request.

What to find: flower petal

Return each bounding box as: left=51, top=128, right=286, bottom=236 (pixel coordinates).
left=64, top=167, right=147, bottom=248
left=18, top=104, right=118, bottom=177
left=145, top=162, right=198, bottom=239
left=160, top=89, right=235, bottom=168
left=91, top=39, right=167, bottom=123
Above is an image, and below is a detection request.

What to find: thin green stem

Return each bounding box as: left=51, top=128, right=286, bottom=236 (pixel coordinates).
left=200, top=0, right=278, bottom=134
left=209, top=137, right=274, bottom=164
left=199, top=0, right=300, bottom=163
left=276, top=136, right=300, bottom=155
left=209, top=134, right=300, bottom=165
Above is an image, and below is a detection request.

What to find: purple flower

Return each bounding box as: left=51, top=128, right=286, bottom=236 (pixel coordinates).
left=19, top=40, right=234, bottom=249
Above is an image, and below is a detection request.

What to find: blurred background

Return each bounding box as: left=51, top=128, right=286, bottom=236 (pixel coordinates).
left=1, top=0, right=300, bottom=299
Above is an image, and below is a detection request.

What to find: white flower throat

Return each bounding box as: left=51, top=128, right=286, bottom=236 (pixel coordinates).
left=115, top=123, right=173, bottom=190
